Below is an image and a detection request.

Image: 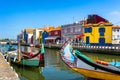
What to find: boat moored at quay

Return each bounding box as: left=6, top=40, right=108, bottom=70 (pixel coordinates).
left=2, top=43, right=45, bottom=67
left=60, top=35, right=120, bottom=80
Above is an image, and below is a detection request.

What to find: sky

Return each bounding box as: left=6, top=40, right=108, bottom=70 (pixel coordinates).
left=0, top=0, right=120, bottom=39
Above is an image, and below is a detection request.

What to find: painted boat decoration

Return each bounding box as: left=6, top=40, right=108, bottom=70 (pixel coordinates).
left=6, top=43, right=45, bottom=67
left=60, top=35, right=120, bottom=80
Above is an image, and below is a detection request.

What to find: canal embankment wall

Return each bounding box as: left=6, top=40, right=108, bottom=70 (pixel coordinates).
left=11, top=43, right=120, bottom=55
left=44, top=44, right=120, bottom=55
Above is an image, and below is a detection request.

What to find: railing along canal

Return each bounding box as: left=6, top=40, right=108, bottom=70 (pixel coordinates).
left=44, top=43, right=120, bottom=54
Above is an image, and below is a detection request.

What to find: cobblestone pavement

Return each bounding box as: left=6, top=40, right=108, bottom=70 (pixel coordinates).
left=0, top=53, right=19, bottom=80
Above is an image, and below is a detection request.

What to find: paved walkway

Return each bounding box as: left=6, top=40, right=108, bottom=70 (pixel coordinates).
left=0, top=53, right=19, bottom=80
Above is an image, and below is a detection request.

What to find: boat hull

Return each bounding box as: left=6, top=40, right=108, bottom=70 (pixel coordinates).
left=60, top=37, right=120, bottom=80
left=19, top=59, right=40, bottom=67
left=10, top=57, right=40, bottom=67
left=72, top=67, right=120, bottom=80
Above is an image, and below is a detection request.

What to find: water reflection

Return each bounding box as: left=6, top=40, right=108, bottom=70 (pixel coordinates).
left=1, top=44, right=120, bottom=80
left=12, top=65, right=45, bottom=80
left=42, top=48, right=85, bottom=80
left=12, top=47, right=85, bottom=80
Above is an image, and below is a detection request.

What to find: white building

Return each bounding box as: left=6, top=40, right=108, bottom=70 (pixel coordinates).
left=27, top=33, right=33, bottom=44
left=33, top=28, right=44, bottom=45
left=112, top=26, right=120, bottom=45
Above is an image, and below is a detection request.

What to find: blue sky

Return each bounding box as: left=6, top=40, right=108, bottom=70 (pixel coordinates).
left=0, top=0, right=120, bottom=39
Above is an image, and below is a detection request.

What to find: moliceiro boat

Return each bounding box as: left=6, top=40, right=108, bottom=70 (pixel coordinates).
left=60, top=35, right=120, bottom=80
left=6, top=43, right=45, bottom=67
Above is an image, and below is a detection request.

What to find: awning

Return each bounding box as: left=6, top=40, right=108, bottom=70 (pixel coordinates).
left=45, top=36, right=60, bottom=40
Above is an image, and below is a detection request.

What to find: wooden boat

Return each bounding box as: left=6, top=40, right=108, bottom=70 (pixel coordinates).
left=60, top=35, right=120, bottom=80
left=6, top=43, right=45, bottom=67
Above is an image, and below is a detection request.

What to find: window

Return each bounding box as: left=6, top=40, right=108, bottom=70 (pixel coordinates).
left=117, top=29, right=119, bottom=32
left=99, top=38, right=105, bottom=45
left=67, top=28, right=70, bottom=33
left=64, top=29, right=67, bottom=33
left=84, top=28, right=88, bottom=33
left=100, top=32, right=104, bottom=36
left=84, top=27, right=92, bottom=33
left=113, top=35, right=115, bottom=40
left=78, top=28, right=81, bottom=32
left=74, top=27, right=77, bottom=32
left=99, top=28, right=105, bottom=32
left=89, top=27, right=92, bottom=32
left=54, top=31, right=58, bottom=35
left=71, top=28, right=73, bottom=33
left=117, top=35, right=120, bottom=39
left=113, top=29, right=116, bottom=32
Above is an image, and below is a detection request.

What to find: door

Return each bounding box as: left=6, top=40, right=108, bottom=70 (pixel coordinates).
left=86, top=36, right=90, bottom=45
left=99, top=38, right=105, bottom=46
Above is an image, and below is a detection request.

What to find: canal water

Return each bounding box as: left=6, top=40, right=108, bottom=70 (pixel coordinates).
left=1, top=44, right=120, bottom=80
left=13, top=48, right=86, bottom=80
left=0, top=44, right=85, bottom=80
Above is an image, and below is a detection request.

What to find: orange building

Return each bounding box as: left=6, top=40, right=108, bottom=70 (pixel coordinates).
left=45, top=26, right=61, bottom=44
left=44, top=26, right=54, bottom=32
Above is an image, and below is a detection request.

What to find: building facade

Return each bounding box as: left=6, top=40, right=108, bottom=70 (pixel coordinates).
left=33, top=28, right=44, bottom=45
left=112, top=26, right=120, bottom=45
left=23, top=28, right=34, bottom=44
left=61, top=22, right=83, bottom=43
left=83, top=14, right=113, bottom=46
left=45, top=26, right=61, bottom=44
left=84, top=22, right=113, bottom=46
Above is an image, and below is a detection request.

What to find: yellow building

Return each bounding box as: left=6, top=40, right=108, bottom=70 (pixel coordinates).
left=38, top=28, right=44, bottom=44
left=83, top=22, right=113, bottom=46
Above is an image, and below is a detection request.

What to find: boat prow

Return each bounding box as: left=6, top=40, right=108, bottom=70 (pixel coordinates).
left=60, top=35, right=120, bottom=80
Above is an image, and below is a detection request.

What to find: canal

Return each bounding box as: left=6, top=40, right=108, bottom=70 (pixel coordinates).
left=1, top=44, right=120, bottom=80
left=12, top=47, right=86, bottom=80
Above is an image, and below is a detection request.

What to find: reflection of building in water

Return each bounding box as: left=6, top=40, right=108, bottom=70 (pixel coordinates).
left=13, top=64, right=45, bottom=80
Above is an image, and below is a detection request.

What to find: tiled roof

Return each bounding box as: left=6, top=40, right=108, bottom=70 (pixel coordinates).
left=84, top=22, right=112, bottom=27
left=112, top=26, right=120, bottom=28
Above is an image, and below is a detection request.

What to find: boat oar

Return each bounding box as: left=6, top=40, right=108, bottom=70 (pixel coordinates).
left=16, top=42, right=21, bottom=63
